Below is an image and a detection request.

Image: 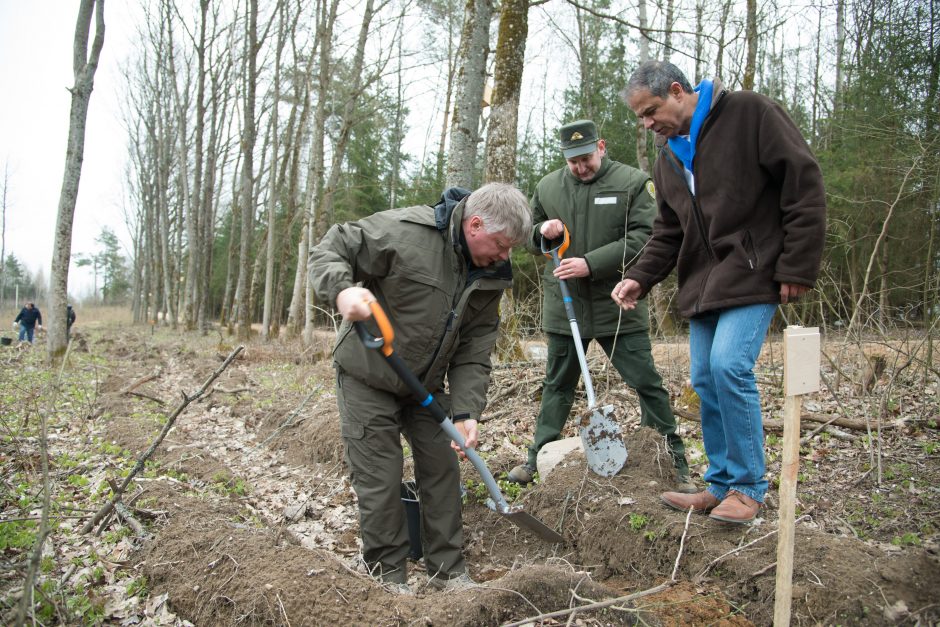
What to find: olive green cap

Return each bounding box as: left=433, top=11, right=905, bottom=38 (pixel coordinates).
left=559, top=119, right=598, bottom=159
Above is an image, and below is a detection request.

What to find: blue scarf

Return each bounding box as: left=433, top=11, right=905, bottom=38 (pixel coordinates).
left=667, top=79, right=714, bottom=172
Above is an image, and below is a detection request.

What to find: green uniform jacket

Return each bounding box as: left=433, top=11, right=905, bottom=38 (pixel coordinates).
left=309, top=197, right=511, bottom=421
left=530, top=157, right=656, bottom=338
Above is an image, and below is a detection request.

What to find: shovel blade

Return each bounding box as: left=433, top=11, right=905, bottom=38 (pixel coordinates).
left=579, top=404, right=628, bottom=477
left=501, top=506, right=564, bottom=543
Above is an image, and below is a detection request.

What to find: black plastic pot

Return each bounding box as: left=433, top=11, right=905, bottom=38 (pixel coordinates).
left=400, top=481, right=422, bottom=560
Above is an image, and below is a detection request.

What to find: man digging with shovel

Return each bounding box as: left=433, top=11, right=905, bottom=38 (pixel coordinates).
left=508, top=120, right=695, bottom=494
left=310, top=183, right=532, bottom=594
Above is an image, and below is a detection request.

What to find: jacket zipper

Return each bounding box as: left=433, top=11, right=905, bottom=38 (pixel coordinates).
left=421, top=255, right=471, bottom=384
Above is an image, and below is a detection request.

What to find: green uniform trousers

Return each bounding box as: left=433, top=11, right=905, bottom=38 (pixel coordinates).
left=527, top=331, right=688, bottom=474
left=336, top=369, right=465, bottom=584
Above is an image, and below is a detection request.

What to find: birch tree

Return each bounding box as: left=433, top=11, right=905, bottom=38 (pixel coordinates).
left=447, top=0, right=492, bottom=189
left=262, top=0, right=287, bottom=340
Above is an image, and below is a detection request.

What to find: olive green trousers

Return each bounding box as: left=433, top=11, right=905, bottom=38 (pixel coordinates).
left=336, top=369, right=465, bottom=584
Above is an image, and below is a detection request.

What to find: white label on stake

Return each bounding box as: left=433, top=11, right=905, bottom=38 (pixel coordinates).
left=783, top=326, right=820, bottom=396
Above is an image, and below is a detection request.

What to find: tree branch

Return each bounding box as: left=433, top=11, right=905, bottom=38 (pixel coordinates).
left=81, top=346, right=244, bottom=534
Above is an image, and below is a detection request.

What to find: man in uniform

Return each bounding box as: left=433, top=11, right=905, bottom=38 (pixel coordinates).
left=508, top=120, right=693, bottom=493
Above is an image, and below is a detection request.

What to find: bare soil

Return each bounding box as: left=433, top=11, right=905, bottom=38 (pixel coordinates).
left=3, top=324, right=939, bottom=626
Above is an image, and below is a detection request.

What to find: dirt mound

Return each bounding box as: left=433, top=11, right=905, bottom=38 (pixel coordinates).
left=142, top=494, right=651, bottom=626
left=32, top=326, right=937, bottom=626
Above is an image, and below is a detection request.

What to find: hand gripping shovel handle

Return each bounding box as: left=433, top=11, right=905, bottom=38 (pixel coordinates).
left=354, top=301, right=564, bottom=543
left=541, top=226, right=596, bottom=408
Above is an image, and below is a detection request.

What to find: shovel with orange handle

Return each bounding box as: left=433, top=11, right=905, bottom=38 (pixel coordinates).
left=354, top=300, right=564, bottom=544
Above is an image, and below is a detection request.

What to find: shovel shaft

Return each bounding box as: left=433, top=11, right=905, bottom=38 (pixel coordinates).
left=376, top=349, right=512, bottom=512
left=549, top=250, right=596, bottom=408
left=354, top=315, right=512, bottom=513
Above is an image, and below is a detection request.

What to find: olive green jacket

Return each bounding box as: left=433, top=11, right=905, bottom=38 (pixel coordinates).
left=530, top=157, right=655, bottom=337
left=309, top=195, right=511, bottom=421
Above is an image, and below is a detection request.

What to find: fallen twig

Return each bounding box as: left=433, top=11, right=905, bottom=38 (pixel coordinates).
left=81, top=346, right=244, bottom=534
left=674, top=406, right=896, bottom=433
left=501, top=581, right=672, bottom=627
left=119, top=373, right=159, bottom=395
left=671, top=507, right=694, bottom=581
left=127, top=390, right=166, bottom=405
left=114, top=501, right=149, bottom=539
left=258, top=384, right=322, bottom=448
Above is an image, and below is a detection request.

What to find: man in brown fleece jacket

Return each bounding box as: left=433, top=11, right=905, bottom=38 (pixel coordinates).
left=612, top=60, right=826, bottom=524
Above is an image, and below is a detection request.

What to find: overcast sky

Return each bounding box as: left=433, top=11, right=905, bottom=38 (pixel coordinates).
left=0, top=2, right=138, bottom=301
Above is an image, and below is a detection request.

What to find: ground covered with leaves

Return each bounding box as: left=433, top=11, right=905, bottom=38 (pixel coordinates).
left=1, top=319, right=938, bottom=625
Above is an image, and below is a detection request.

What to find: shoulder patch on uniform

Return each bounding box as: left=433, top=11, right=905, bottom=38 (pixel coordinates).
left=645, top=180, right=656, bottom=200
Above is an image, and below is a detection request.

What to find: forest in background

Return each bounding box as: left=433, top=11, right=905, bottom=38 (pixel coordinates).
left=3, top=0, right=938, bottom=345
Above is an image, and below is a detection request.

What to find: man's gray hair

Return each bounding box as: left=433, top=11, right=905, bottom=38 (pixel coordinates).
left=622, top=60, right=694, bottom=102
left=464, top=182, right=532, bottom=245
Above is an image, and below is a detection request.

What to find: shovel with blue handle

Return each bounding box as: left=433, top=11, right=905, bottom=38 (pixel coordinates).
left=354, top=301, right=564, bottom=544
left=541, top=225, right=628, bottom=477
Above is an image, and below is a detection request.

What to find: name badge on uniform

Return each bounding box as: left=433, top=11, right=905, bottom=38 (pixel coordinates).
left=594, top=196, right=616, bottom=205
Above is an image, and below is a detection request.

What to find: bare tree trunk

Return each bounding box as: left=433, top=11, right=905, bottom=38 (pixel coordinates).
left=48, top=0, right=105, bottom=362
left=305, top=0, right=376, bottom=343
left=483, top=0, right=528, bottom=184
left=635, top=0, right=651, bottom=174
left=236, top=0, right=259, bottom=341
left=694, top=0, right=704, bottom=83
left=447, top=0, right=491, bottom=190
left=811, top=6, right=822, bottom=142
left=389, top=34, right=405, bottom=207
left=198, top=54, right=232, bottom=332
left=183, top=0, right=210, bottom=331
left=662, top=0, right=674, bottom=61
left=834, top=0, right=845, bottom=121
left=742, top=0, right=757, bottom=90
left=716, top=0, right=732, bottom=82
left=263, top=0, right=287, bottom=340
left=435, top=21, right=457, bottom=188
left=221, top=154, right=241, bottom=327
left=288, top=0, right=336, bottom=338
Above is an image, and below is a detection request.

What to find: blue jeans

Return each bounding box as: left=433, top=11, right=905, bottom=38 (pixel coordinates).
left=18, top=324, right=34, bottom=343
left=690, top=303, right=776, bottom=503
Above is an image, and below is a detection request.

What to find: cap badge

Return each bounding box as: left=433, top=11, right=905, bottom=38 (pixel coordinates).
left=570, top=132, right=584, bottom=140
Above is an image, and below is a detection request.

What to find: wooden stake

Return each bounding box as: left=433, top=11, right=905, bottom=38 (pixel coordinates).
left=775, top=327, right=820, bottom=626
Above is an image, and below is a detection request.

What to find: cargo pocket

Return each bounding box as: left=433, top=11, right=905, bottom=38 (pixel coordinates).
left=622, top=334, right=652, bottom=353
left=336, top=371, right=368, bottom=464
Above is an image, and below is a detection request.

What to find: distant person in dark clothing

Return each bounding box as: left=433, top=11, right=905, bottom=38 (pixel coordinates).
left=14, top=302, right=43, bottom=343
left=67, top=304, right=77, bottom=339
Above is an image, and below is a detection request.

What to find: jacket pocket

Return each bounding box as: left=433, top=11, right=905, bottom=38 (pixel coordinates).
left=741, top=231, right=758, bottom=270
left=594, top=191, right=631, bottom=239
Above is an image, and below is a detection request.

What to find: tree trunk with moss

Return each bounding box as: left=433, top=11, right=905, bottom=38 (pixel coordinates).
left=483, top=0, right=528, bottom=184
left=447, top=0, right=492, bottom=190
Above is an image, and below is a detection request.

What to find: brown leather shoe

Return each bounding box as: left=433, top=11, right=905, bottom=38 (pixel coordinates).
left=709, top=490, right=760, bottom=524
left=660, top=490, right=720, bottom=514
